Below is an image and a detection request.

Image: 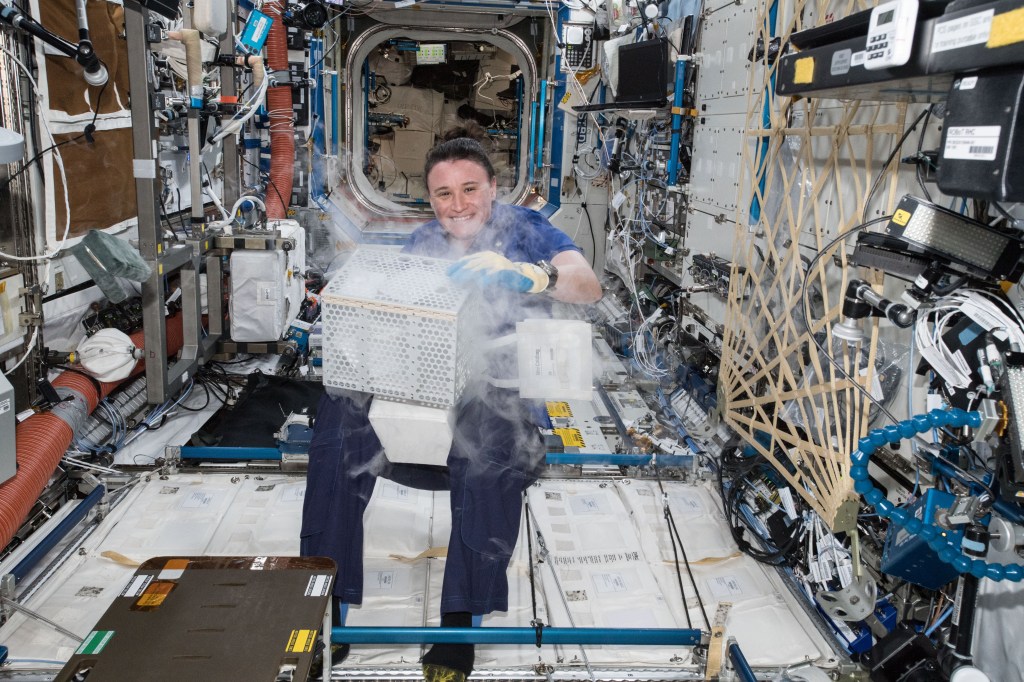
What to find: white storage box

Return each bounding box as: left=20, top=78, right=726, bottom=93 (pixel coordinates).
left=320, top=246, right=475, bottom=409
left=368, top=398, right=455, bottom=466
left=229, top=219, right=306, bottom=342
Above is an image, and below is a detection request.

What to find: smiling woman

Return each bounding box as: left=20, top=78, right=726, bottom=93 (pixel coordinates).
left=427, top=158, right=497, bottom=248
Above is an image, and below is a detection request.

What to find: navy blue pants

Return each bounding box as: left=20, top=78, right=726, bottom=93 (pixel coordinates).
left=300, top=388, right=545, bottom=615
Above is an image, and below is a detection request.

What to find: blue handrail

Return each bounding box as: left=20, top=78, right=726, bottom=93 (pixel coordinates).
left=12, top=484, right=106, bottom=583
left=331, top=626, right=702, bottom=646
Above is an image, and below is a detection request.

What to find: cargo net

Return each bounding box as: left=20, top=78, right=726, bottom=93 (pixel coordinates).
left=719, top=0, right=911, bottom=530
left=320, top=247, right=474, bottom=408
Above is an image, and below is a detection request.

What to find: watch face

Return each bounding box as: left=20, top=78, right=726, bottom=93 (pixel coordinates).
left=537, top=260, right=558, bottom=290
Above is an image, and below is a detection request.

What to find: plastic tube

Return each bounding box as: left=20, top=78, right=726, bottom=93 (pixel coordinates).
left=0, top=315, right=185, bottom=550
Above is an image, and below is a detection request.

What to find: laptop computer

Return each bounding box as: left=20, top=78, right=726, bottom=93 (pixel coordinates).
left=572, top=38, right=669, bottom=113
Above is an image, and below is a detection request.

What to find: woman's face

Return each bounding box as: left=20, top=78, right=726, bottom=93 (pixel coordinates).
left=426, top=159, right=497, bottom=246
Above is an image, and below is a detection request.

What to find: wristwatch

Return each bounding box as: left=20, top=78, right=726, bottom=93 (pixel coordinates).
left=535, top=260, right=558, bottom=292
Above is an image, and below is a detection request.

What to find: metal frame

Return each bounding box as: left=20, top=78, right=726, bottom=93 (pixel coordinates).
left=124, top=0, right=224, bottom=404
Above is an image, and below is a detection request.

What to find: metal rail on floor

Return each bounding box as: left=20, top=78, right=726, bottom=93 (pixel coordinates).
left=331, top=627, right=703, bottom=646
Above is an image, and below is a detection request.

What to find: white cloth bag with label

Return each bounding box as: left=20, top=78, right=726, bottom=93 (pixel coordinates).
left=484, top=319, right=594, bottom=401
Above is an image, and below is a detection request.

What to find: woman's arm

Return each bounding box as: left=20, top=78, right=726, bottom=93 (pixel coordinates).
left=548, top=250, right=603, bottom=304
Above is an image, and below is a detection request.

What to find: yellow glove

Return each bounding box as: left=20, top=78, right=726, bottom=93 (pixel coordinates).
left=446, top=251, right=550, bottom=294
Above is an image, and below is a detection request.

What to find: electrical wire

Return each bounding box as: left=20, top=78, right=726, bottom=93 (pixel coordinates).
left=860, top=107, right=931, bottom=224
left=0, top=44, right=78, bottom=262
left=798, top=215, right=899, bottom=426
left=717, top=448, right=807, bottom=566
left=655, top=475, right=711, bottom=630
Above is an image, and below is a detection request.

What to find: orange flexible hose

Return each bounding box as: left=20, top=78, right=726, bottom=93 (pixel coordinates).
left=0, top=314, right=185, bottom=551
left=263, top=1, right=294, bottom=219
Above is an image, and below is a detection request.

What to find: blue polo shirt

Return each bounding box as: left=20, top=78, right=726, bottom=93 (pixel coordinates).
left=403, top=202, right=583, bottom=345
left=404, top=202, right=581, bottom=262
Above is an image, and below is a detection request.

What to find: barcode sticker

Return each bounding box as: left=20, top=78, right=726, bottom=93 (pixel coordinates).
left=305, top=574, right=332, bottom=597
left=121, top=574, right=153, bottom=598
left=944, top=126, right=1000, bottom=161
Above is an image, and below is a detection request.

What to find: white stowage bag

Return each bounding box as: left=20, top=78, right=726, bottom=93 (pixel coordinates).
left=486, top=319, right=594, bottom=401
left=229, top=220, right=306, bottom=342
left=368, top=398, right=456, bottom=467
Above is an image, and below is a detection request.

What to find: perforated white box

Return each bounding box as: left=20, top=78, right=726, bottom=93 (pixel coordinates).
left=320, top=246, right=474, bottom=408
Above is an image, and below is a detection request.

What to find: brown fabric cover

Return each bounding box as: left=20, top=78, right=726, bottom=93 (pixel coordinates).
left=38, top=1, right=129, bottom=117
left=52, top=126, right=138, bottom=235
left=37, top=1, right=135, bottom=234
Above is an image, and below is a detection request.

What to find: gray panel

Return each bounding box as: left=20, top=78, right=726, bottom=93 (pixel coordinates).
left=688, top=114, right=749, bottom=219
left=694, top=2, right=758, bottom=113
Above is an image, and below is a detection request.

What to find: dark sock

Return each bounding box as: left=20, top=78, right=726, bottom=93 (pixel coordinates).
left=422, top=611, right=475, bottom=676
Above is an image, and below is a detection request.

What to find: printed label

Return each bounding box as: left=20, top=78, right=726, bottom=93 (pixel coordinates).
left=944, top=126, right=1000, bottom=161
left=932, top=10, right=994, bottom=53
left=282, top=485, right=305, bottom=503
left=372, top=571, right=395, bottom=590
left=593, top=572, right=628, bottom=593
left=958, top=76, right=978, bottom=90
left=569, top=494, right=608, bottom=515
left=555, top=428, right=585, bottom=447
left=305, top=574, right=332, bottom=597
left=553, top=551, right=642, bottom=567
left=380, top=481, right=412, bottom=502
left=76, top=630, right=115, bottom=656
left=830, top=49, right=852, bottom=76
left=120, top=574, right=154, bottom=598
left=135, top=581, right=176, bottom=608
left=256, top=282, right=278, bottom=306
left=0, top=399, right=10, bottom=415
left=892, top=208, right=912, bottom=226
left=251, top=556, right=268, bottom=570
left=670, top=490, right=704, bottom=514
left=850, top=51, right=866, bottom=67
left=706, top=575, right=743, bottom=598
left=546, top=401, right=572, bottom=418
left=181, top=491, right=215, bottom=509
left=158, top=559, right=190, bottom=580
left=286, top=629, right=318, bottom=653
left=778, top=487, right=798, bottom=521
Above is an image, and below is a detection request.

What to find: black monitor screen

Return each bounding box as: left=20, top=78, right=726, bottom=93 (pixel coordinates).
left=616, top=39, right=669, bottom=102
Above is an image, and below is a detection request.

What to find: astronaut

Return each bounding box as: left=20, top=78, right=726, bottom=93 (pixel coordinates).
left=301, top=123, right=602, bottom=682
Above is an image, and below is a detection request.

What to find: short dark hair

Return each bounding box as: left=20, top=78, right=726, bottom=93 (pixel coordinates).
left=424, top=122, right=495, bottom=188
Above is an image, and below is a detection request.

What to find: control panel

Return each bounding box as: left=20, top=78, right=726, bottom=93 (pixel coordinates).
left=561, top=23, right=595, bottom=72
left=863, top=0, right=919, bottom=70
